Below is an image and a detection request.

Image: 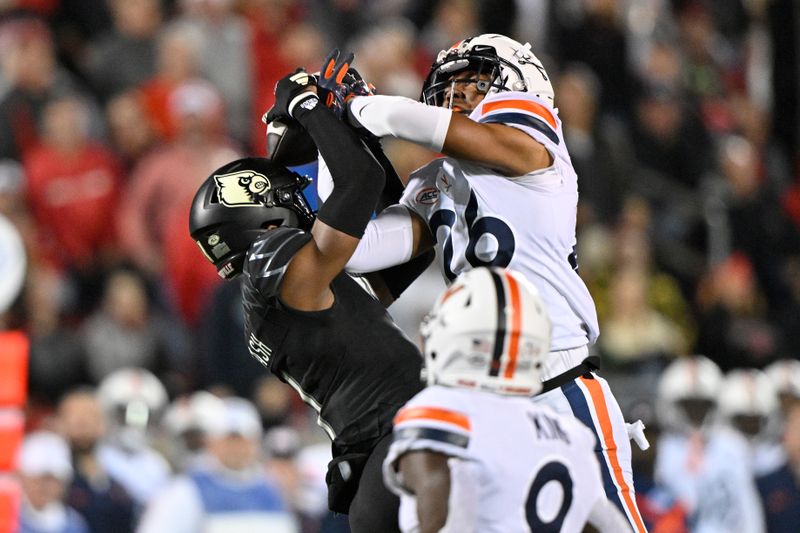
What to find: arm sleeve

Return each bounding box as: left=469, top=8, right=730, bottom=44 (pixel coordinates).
left=348, top=95, right=452, bottom=152
left=292, top=96, right=385, bottom=238
left=345, top=205, right=415, bottom=273
left=317, top=136, right=404, bottom=212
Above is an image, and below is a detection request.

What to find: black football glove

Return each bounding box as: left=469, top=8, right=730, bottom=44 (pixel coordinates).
left=317, top=48, right=375, bottom=120
left=264, top=68, right=318, bottom=124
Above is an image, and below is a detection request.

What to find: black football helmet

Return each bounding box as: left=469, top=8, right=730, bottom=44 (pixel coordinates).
left=189, top=157, right=315, bottom=280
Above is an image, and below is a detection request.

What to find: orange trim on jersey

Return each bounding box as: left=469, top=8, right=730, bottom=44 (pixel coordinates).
left=502, top=272, right=522, bottom=378
left=394, top=406, right=471, bottom=432
left=580, top=377, right=648, bottom=533
left=481, top=99, right=557, bottom=130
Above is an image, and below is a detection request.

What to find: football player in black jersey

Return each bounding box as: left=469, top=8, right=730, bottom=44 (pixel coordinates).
left=189, top=60, right=430, bottom=532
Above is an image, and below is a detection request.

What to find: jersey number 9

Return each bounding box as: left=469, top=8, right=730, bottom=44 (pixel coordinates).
left=526, top=460, right=574, bottom=532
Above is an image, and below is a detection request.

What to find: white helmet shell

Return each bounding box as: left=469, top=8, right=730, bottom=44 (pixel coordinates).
left=718, top=368, right=780, bottom=441
left=162, top=391, right=226, bottom=436
left=421, top=33, right=555, bottom=107
left=718, top=368, right=779, bottom=419
left=764, top=359, right=800, bottom=400
left=97, top=367, right=168, bottom=428
left=421, top=267, right=551, bottom=396
left=657, top=355, right=723, bottom=431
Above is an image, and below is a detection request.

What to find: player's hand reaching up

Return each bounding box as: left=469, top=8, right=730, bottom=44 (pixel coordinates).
left=264, top=68, right=318, bottom=124
left=318, top=48, right=375, bottom=120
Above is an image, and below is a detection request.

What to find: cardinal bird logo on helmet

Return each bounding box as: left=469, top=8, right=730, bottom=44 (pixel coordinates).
left=214, top=171, right=270, bottom=207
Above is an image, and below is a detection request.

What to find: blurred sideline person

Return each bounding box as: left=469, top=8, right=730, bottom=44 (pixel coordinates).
left=654, top=356, right=766, bottom=533
left=17, top=431, right=89, bottom=533
left=95, top=367, right=172, bottom=506
left=321, top=34, right=647, bottom=531
left=188, top=62, right=428, bottom=532
left=765, top=359, right=800, bottom=417
left=160, top=390, right=226, bottom=472
left=58, top=388, right=136, bottom=533
left=756, top=400, right=800, bottom=533
left=717, top=367, right=800, bottom=533
left=137, top=397, right=296, bottom=533
left=717, top=368, right=784, bottom=476
left=383, top=267, right=631, bottom=533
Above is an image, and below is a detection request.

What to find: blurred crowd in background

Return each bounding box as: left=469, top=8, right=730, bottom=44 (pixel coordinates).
left=0, top=0, right=799, bottom=531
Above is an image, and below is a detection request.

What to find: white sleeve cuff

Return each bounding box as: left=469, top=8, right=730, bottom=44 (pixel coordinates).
left=345, top=205, right=415, bottom=273
left=348, top=95, right=452, bottom=152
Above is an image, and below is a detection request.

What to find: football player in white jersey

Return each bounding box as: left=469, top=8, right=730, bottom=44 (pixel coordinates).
left=655, top=356, right=766, bottom=533
left=718, top=369, right=785, bottom=476
left=321, top=34, right=647, bottom=531
left=383, top=267, right=631, bottom=533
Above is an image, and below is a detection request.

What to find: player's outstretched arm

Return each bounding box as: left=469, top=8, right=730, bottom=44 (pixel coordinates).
left=348, top=94, right=551, bottom=176
left=265, top=69, right=386, bottom=311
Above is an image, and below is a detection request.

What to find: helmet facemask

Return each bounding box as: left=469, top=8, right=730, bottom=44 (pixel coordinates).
left=422, top=54, right=509, bottom=111
left=190, top=159, right=317, bottom=280
left=421, top=35, right=554, bottom=110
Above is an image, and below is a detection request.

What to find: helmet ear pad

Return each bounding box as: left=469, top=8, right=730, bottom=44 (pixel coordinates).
left=189, top=157, right=315, bottom=279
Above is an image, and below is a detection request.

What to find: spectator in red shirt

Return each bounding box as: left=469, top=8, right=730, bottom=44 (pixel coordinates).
left=117, top=80, right=239, bottom=298
left=137, top=21, right=203, bottom=142
left=23, top=94, right=123, bottom=273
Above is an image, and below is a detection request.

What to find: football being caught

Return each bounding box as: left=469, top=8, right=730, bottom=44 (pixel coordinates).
left=266, top=119, right=318, bottom=166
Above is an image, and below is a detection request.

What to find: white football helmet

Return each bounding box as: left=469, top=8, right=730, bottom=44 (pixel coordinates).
left=657, top=355, right=723, bottom=432
left=421, top=33, right=555, bottom=108
left=421, top=267, right=552, bottom=396
left=162, top=390, right=226, bottom=438
left=764, top=359, right=800, bottom=401
left=718, top=368, right=780, bottom=440
left=97, top=367, right=168, bottom=431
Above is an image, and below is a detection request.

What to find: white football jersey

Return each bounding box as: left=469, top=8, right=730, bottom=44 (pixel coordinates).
left=400, top=92, right=599, bottom=350
left=383, top=386, right=607, bottom=533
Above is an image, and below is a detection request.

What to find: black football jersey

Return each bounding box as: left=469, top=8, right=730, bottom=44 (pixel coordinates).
left=241, top=226, right=424, bottom=448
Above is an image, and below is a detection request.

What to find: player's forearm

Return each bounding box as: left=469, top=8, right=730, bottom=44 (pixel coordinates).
left=348, top=95, right=452, bottom=152
left=346, top=205, right=414, bottom=272
left=349, top=95, right=549, bottom=175
left=293, top=96, right=385, bottom=238
left=346, top=206, right=433, bottom=273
